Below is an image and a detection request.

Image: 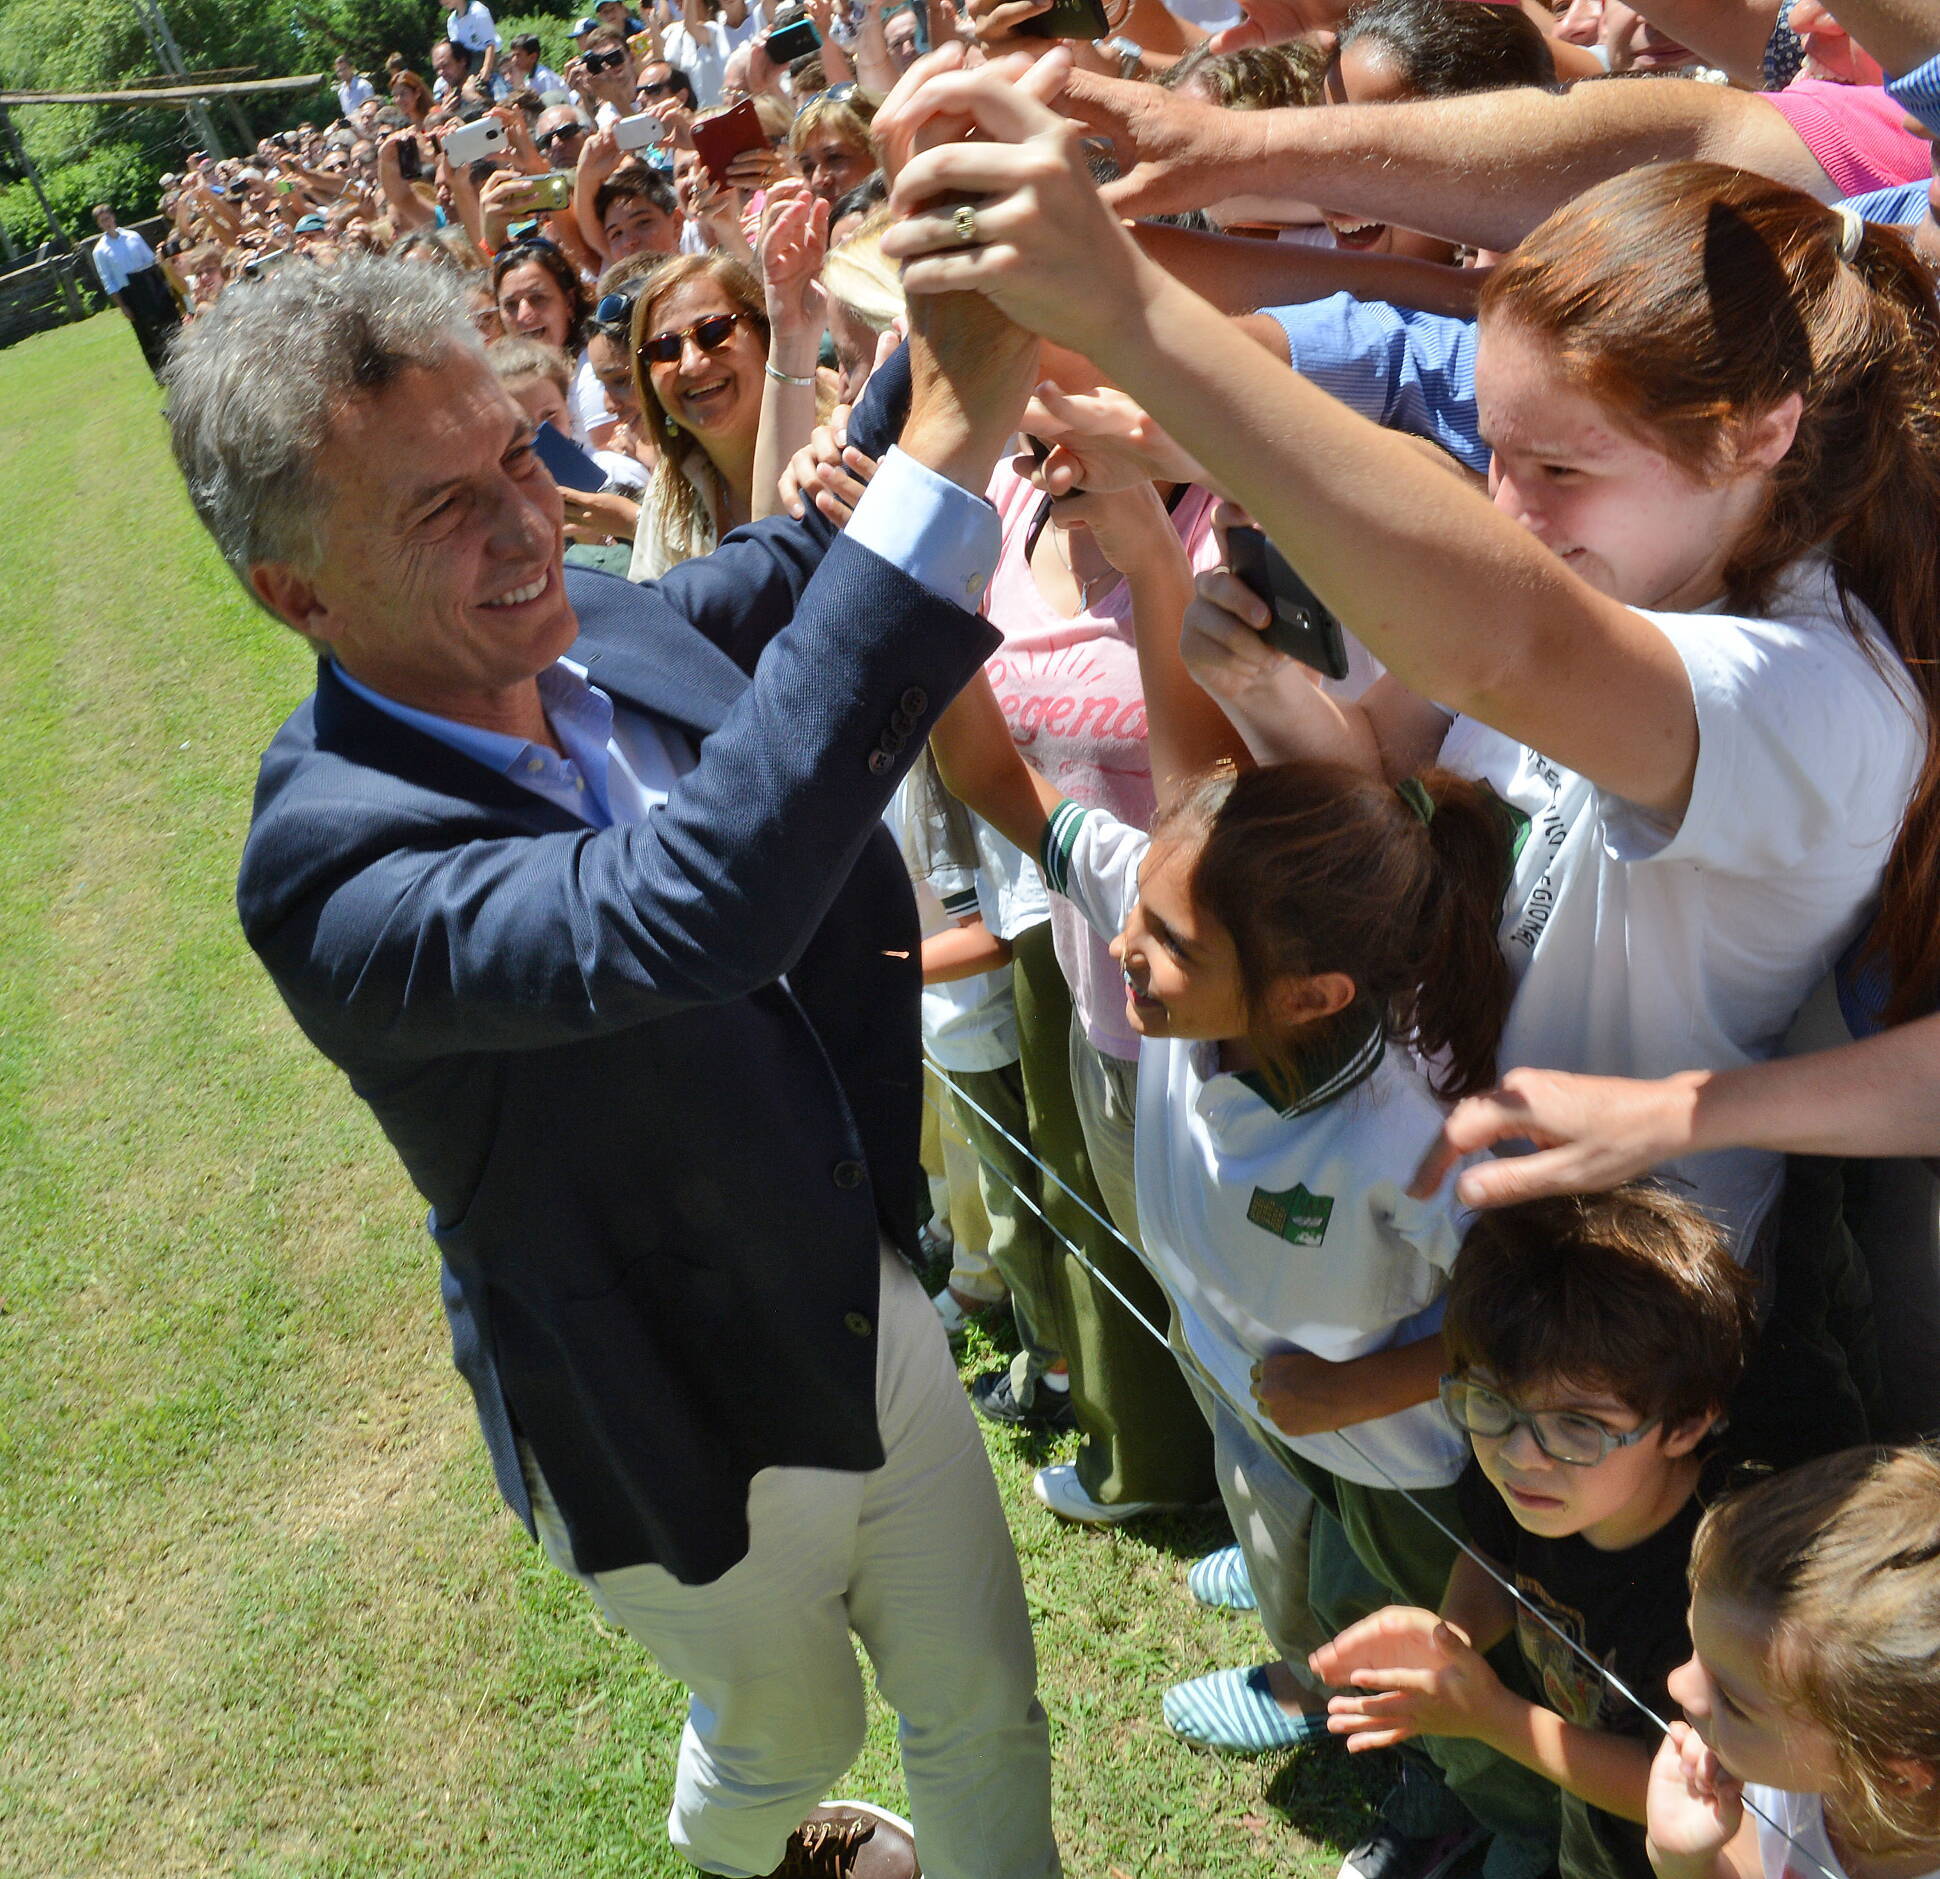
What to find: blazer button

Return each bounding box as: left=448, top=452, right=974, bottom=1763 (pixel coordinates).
left=900, top=687, right=927, bottom=716
left=844, top=1311, right=874, bottom=1338
left=867, top=749, right=894, bottom=775
left=832, top=1159, right=866, bottom=1189
left=888, top=708, right=917, bottom=738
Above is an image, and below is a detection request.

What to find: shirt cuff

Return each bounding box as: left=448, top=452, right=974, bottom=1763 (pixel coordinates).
left=1887, top=51, right=1940, bottom=136
left=846, top=446, right=1000, bottom=613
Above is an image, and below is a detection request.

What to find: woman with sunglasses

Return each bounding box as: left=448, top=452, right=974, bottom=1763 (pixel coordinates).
left=625, top=209, right=817, bottom=576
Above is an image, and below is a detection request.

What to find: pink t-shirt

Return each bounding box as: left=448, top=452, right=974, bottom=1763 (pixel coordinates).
left=984, top=463, right=1224, bottom=1059
left=1762, top=79, right=1931, bottom=197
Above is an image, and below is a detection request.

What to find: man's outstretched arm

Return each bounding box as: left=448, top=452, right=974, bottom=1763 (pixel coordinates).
left=1065, top=69, right=1835, bottom=250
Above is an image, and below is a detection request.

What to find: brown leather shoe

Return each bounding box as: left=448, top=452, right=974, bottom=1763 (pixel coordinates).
left=766, top=1802, right=920, bottom=1877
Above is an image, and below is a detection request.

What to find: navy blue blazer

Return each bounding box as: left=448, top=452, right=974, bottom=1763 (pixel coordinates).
left=237, top=360, right=1002, bottom=1583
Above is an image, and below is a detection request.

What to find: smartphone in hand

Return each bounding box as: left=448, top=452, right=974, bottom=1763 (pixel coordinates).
left=1224, top=525, right=1350, bottom=682
left=1014, top=0, right=1111, bottom=37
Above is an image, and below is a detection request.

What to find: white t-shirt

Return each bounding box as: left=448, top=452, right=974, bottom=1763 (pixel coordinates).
left=337, top=75, right=376, bottom=118
left=569, top=351, right=615, bottom=446
left=1745, top=1788, right=1938, bottom=1879
left=1437, top=559, right=1922, bottom=1251
left=887, top=772, right=1037, bottom=1074
left=1045, top=798, right=1473, bottom=1491
left=663, top=3, right=765, bottom=106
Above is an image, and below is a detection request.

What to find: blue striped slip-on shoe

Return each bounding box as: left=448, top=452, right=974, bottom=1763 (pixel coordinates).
left=1162, top=1664, right=1336, bottom=1755
left=1186, top=1544, right=1259, bottom=1612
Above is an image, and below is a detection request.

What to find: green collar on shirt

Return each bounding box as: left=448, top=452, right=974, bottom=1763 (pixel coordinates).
left=1236, top=1010, right=1387, bottom=1120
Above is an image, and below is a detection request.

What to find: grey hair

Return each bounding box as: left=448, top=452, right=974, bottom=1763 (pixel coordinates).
left=164, top=254, right=481, bottom=608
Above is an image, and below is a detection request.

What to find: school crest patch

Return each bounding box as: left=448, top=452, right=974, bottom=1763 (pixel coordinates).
left=1246, top=1183, right=1334, bottom=1247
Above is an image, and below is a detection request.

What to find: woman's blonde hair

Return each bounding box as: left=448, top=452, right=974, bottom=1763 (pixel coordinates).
left=628, top=250, right=769, bottom=564
left=820, top=205, right=902, bottom=333
left=1689, top=1445, right=1940, bottom=1857
left=788, top=92, right=877, bottom=162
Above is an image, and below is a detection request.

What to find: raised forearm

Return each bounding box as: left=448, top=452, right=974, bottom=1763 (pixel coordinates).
left=1094, top=264, right=1653, bottom=774
left=1135, top=221, right=1485, bottom=320
left=901, top=295, right=1038, bottom=491
left=1688, top=1012, right=1940, bottom=1158
left=1481, top=1695, right=1656, bottom=1824
left=922, top=919, right=1014, bottom=983
left=1235, top=81, right=1832, bottom=252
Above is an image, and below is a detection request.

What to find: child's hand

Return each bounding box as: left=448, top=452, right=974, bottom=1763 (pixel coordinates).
left=1646, top=1722, right=1744, bottom=1871
left=1251, top=1349, right=1371, bottom=1436
left=1308, top=1607, right=1505, bottom=1750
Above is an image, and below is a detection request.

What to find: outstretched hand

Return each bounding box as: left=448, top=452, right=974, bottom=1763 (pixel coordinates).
left=1309, top=1607, right=1505, bottom=1752
left=879, top=52, right=1148, bottom=358
left=1407, top=1067, right=1707, bottom=1209
left=1054, top=67, right=1262, bottom=219
left=757, top=178, right=831, bottom=336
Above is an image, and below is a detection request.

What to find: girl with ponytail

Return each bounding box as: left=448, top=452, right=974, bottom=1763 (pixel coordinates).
left=887, top=96, right=1940, bottom=1268
left=932, top=675, right=1562, bottom=1851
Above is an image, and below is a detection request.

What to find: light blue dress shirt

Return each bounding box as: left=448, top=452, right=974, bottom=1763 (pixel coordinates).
left=334, top=444, right=999, bottom=828
left=1262, top=294, right=1486, bottom=473
left=1887, top=49, right=1940, bottom=136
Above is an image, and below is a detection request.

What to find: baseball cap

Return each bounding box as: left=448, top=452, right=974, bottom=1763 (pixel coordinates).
left=571, top=14, right=601, bottom=32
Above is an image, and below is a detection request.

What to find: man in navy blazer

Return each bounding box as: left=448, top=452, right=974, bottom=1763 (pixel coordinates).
left=169, top=253, right=1060, bottom=1879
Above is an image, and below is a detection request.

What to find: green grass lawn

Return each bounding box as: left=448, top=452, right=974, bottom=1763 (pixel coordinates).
left=0, top=314, right=1390, bottom=1877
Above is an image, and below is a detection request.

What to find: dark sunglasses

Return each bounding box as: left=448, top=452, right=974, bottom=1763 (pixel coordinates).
left=592, top=289, right=637, bottom=326
left=801, top=81, right=858, bottom=104
left=583, top=48, right=627, bottom=72
left=636, top=74, right=683, bottom=96
left=537, top=122, right=586, bottom=148
left=637, top=309, right=752, bottom=363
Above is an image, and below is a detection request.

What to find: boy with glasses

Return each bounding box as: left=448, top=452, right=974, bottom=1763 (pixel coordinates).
left=1314, top=1188, right=1762, bottom=1879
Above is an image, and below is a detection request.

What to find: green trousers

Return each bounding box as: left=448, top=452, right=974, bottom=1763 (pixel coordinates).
left=1009, top=920, right=1215, bottom=1506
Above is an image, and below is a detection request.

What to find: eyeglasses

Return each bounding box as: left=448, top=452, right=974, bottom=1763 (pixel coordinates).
left=537, top=123, right=587, bottom=148
left=1438, top=1375, right=1660, bottom=1468
left=583, top=48, right=627, bottom=72
left=638, top=309, right=752, bottom=362
left=636, top=74, right=683, bottom=96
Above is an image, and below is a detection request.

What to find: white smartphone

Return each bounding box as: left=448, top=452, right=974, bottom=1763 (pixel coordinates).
left=442, top=117, right=508, bottom=165
left=614, top=111, right=670, bottom=152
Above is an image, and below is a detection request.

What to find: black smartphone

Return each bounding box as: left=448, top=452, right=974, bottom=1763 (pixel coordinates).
left=533, top=419, right=607, bottom=494
left=765, top=13, right=821, bottom=62
left=396, top=136, right=422, bottom=182
left=1224, top=525, right=1350, bottom=682
left=1014, top=0, right=1110, bottom=38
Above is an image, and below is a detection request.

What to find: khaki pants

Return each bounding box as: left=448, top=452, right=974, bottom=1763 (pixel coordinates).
left=525, top=1247, right=1060, bottom=1879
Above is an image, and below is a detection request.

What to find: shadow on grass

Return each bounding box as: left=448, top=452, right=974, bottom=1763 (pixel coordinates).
left=1265, top=1741, right=1400, bottom=1855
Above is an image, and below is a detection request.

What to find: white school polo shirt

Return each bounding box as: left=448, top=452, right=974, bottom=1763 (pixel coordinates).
left=1042, top=800, right=1472, bottom=1491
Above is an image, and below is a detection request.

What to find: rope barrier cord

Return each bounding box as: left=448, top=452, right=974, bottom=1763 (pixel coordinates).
left=919, top=1063, right=1841, bottom=1879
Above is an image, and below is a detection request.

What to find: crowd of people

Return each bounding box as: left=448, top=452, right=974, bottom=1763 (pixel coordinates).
left=137, top=0, right=1940, bottom=1872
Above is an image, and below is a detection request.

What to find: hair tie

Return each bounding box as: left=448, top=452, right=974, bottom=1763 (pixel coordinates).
left=1834, top=202, right=1865, bottom=263
left=1397, top=777, right=1436, bottom=826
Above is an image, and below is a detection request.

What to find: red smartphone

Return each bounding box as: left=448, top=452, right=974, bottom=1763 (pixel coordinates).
left=692, top=98, right=766, bottom=188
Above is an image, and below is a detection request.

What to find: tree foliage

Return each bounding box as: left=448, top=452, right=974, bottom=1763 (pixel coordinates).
left=0, top=0, right=577, bottom=242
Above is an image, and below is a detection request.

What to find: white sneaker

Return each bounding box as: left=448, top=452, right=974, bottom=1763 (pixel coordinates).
left=1032, top=1461, right=1167, bottom=1526
left=930, top=1285, right=971, bottom=1337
